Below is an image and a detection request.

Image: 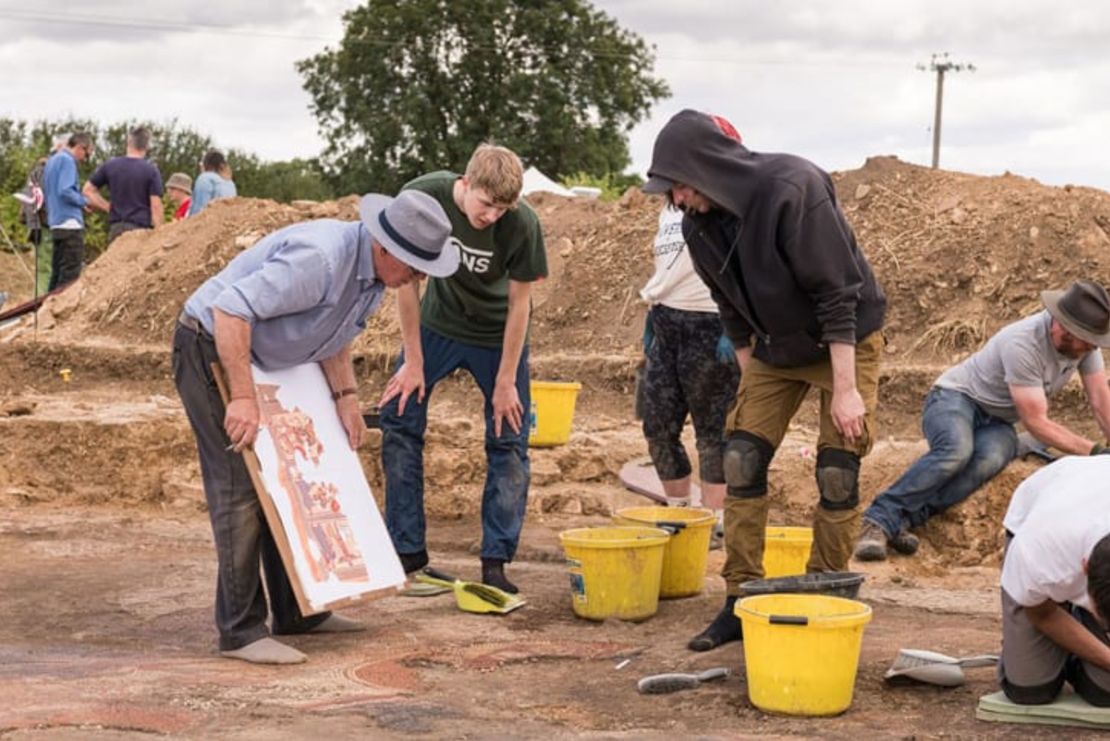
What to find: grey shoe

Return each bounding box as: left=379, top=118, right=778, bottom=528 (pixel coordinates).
left=309, top=614, right=366, bottom=633
left=889, top=527, right=920, bottom=556
left=220, top=637, right=307, bottom=664
left=854, top=518, right=888, bottom=562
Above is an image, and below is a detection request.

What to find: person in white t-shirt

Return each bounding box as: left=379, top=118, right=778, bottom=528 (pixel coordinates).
left=638, top=203, right=741, bottom=513
left=857, top=280, right=1110, bottom=562
left=999, top=456, right=1110, bottom=705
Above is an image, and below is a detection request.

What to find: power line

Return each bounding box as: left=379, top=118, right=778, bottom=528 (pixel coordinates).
left=0, top=7, right=901, bottom=68
left=0, top=8, right=334, bottom=42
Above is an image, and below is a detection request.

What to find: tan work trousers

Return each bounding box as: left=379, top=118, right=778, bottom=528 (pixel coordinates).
left=721, top=331, right=883, bottom=591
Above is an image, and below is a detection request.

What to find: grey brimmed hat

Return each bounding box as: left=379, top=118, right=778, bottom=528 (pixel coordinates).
left=165, top=172, right=192, bottom=194
left=360, top=190, right=458, bottom=278
left=1042, top=280, right=1110, bottom=347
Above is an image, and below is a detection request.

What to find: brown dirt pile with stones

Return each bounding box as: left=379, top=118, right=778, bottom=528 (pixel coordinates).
left=5, top=155, right=1110, bottom=573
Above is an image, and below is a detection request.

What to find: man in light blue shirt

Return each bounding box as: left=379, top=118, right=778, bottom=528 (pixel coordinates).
left=42, top=132, right=97, bottom=290
left=174, top=190, right=458, bottom=665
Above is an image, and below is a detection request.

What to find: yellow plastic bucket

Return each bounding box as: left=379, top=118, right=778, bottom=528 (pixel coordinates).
left=736, top=594, right=872, bottom=716
left=612, top=507, right=716, bottom=598
left=528, top=381, right=582, bottom=446
left=763, top=526, right=813, bottom=578
left=558, top=526, right=669, bottom=621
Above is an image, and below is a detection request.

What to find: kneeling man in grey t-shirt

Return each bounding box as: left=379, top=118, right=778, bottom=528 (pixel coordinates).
left=856, top=280, right=1110, bottom=561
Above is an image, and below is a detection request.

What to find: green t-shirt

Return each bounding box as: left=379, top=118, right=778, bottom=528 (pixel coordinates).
left=404, top=171, right=548, bottom=347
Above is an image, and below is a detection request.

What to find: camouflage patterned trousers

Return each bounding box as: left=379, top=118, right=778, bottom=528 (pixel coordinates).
left=642, top=304, right=741, bottom=483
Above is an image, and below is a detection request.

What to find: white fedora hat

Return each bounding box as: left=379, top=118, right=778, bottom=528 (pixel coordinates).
left=360, top=190, right=459, bottom=278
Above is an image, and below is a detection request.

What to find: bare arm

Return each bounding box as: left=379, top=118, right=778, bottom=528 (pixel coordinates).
left=1082, top=369, right=1110, bottom=442
left=735, top=345, right=753, bottom=373
left=150, top=195, right=164, bottom=227
left=491, top=279, right=532, bottom=437
left=319, top=344, right=365, bottom=450
left=1026, top=600, right=1110, bottom=672
left=212, top=309, right=258, bottom=450
left=81, top=181, right=110, bottom=213
left=378, top=282, right=425, bottom=415
left=1011, top=384, right=1097, bottom=455
left=829, top=341, right=865, bottom=444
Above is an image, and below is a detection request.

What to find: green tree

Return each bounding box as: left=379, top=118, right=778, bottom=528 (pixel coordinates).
left=298, top=0, right=669, bottom=194
left=0, top=116, right=337, bottom=289
left=229, top=153, right=335, bottom=203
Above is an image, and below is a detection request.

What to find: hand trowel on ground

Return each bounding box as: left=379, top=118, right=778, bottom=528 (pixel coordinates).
left=637, top=667, right=730, bottom=694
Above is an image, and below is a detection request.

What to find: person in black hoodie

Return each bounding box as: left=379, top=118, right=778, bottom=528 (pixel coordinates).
left=642, top=109, right=887, bottom=651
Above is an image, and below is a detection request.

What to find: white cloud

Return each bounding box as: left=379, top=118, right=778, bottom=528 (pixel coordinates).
left=593, top=0, right=1110, bottom=189
left=2, top=0, right=1109, bottom=191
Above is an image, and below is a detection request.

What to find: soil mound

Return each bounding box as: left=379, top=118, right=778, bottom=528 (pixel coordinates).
left=6, top=157, right=1110, bottom=575
left=840, top=156, right=1110, bottom=361
left=22, top=156, right=1110, bottom=365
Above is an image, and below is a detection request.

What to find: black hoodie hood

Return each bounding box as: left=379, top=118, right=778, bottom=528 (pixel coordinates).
left=646, top=109, right=760, bottom=218
left=644, top=109, right=886, bottom=368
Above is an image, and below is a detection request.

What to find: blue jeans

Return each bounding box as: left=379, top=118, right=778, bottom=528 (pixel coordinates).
left=864, top=387, right=1017, bottom=538
left=381, top=326, right=531, bottom=562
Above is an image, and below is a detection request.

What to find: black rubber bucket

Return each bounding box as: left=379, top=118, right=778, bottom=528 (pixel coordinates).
left=738, top=571, right=866, bottom=600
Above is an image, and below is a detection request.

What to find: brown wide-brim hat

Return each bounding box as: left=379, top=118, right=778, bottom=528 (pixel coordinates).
left=165, top=172, right=193, bottom=195
left=1042, top=280, right=1110, bottom=347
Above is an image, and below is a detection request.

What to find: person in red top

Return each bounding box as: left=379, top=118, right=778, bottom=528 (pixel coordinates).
left=165, top=172, right=192, bottom=220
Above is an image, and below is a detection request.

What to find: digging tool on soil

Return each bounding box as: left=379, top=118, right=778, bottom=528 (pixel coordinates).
left=618, top=456, right=701, bottom=506
left=1016, top=431, right=1060, bottom=463
left=884, top=648, right=998, bottom=687
left=414, top=567, right=526, bottom=615
left=637, top=667, right=730, bottom=694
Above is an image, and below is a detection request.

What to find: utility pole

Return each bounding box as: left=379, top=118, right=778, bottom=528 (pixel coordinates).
left=918, top=53, right=975, bottom=169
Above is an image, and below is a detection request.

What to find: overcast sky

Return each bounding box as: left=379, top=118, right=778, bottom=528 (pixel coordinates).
left=4, top=1, right=1110, bottom=190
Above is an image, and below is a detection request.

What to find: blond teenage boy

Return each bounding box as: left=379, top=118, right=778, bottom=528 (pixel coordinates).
left=379, top=144, right=547, bottom=594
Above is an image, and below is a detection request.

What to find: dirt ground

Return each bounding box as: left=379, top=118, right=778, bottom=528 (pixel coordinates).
left=4, top=157, right=1110, bottom=738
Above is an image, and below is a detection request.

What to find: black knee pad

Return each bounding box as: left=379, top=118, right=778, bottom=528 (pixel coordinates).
left=723, top=431, right=774, bottom=499
left=816, top=448, right=861, bottom=510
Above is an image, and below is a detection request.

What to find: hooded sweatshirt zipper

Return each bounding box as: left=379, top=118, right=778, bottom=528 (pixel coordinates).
left=696, top=219, right=772, bottom=346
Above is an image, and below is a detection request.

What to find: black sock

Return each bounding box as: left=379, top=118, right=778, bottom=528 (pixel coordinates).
left=481, top=558, right=519, bottom=594
left=399, top=549, right=429, bottom=574
left=688, top=595, right=742, bottom=651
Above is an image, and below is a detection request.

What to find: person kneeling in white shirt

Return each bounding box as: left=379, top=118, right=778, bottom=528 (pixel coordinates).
left=999, top=456, right=1110, bottom=704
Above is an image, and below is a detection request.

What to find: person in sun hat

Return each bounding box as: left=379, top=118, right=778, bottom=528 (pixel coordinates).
left=857, top=279, right=1110, bottom=563
left=642, top=109, right=887, bottom=652
left=378, top=143, right=547, bottom=596
left=173, top=190, right=457, bottom=665
left=164, top=172, right=193, bottom=221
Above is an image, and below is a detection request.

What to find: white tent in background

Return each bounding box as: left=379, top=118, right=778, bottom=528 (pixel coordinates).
left=522, top=166, right=575, bottom=197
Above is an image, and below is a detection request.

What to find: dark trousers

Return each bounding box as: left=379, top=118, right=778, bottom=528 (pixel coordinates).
left=171, top=321, right=327, bottom=650
left=642, top=304, right=740, bottom=483
left=48, top=228, right=85, bottom=291
left=381, top=326, right=531, bottom=562
left=108, top=221, right=149, bottom=243
left=999, top=535, right=1110, bottom=705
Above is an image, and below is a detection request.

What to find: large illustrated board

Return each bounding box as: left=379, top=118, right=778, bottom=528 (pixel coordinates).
left=214, top=361, right=406, bottom=615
